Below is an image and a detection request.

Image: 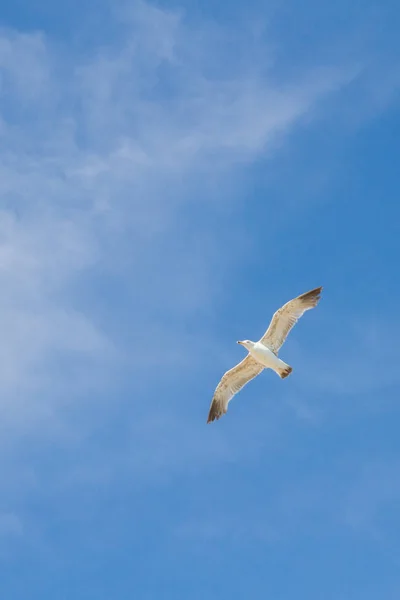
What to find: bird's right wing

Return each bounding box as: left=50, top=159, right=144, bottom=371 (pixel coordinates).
left=207, top=355, right=264, bottom=423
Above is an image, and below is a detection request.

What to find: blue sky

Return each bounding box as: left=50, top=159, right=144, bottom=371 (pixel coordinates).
left=0, top=0, right=400, bottom=598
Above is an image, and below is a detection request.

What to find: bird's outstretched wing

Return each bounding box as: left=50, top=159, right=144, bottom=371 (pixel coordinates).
left=207, top=355, right=264, bottom=423
left=260, top=286, right=322, bottom=354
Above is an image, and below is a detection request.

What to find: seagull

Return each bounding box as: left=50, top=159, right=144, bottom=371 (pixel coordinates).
left=207, top=287, right=322, bottom=423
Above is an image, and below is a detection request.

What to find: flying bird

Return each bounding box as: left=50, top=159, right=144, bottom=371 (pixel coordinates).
left=207, top=287, right=322, bottom=423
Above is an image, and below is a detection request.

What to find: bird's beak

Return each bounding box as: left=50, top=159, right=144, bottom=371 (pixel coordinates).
left=237, top=341, right=243, bottom=345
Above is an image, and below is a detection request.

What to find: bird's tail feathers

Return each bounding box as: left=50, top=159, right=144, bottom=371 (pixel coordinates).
left=277, top=364, right=293, bottom=379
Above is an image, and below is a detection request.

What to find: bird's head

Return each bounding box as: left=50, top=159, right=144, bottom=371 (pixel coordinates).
left=237, top=340, right=254, bottom=350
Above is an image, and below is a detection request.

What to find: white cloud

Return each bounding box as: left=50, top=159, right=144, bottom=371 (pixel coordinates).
left=0, top=6, right=370, bottom=546
left=0, top=1, right=350, bottom=427
left=2, top=6, right=399, bottom=573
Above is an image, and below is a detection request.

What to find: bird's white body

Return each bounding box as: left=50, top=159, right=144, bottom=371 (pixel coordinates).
left=248, top=342, right=288, bottom=371
left=239, top=340, right=291, bottom=377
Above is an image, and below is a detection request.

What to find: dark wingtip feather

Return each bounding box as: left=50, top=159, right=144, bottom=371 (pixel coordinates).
left=299, top=286, right=323, bottom=305
left=206, top=401, right=225, bottom=424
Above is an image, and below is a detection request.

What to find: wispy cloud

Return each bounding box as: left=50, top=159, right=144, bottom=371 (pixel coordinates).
left=6, top=8, right=399, bottom=575
left=1, top=6, right=400, bottom=597
left=0, top=1, right=353, bottom=443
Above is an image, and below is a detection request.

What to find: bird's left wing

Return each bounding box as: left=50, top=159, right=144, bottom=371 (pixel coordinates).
left=207, top=355, right=264, bottom=423
left=260, top=286, right=322, bottom=354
